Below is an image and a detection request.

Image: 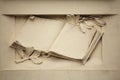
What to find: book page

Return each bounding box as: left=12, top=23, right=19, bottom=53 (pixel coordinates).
left=15, top=17, right=65, bottom=51
left=49, top=23, right=96, bottom=59
left=83, top=25, right=103, bottom=64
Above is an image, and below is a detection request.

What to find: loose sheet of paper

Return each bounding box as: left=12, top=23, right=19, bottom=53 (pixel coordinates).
left=15, top=17, right=65, bottom=51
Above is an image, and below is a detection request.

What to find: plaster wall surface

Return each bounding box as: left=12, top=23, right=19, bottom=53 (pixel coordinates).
left=0, top=0, right=120, bottom=80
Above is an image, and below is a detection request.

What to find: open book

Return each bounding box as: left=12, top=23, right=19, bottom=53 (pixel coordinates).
left=10, top=16, right=104, bottom=64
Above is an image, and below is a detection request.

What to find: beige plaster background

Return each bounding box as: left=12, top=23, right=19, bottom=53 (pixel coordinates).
left=0, top=0, right=120, bottom=80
